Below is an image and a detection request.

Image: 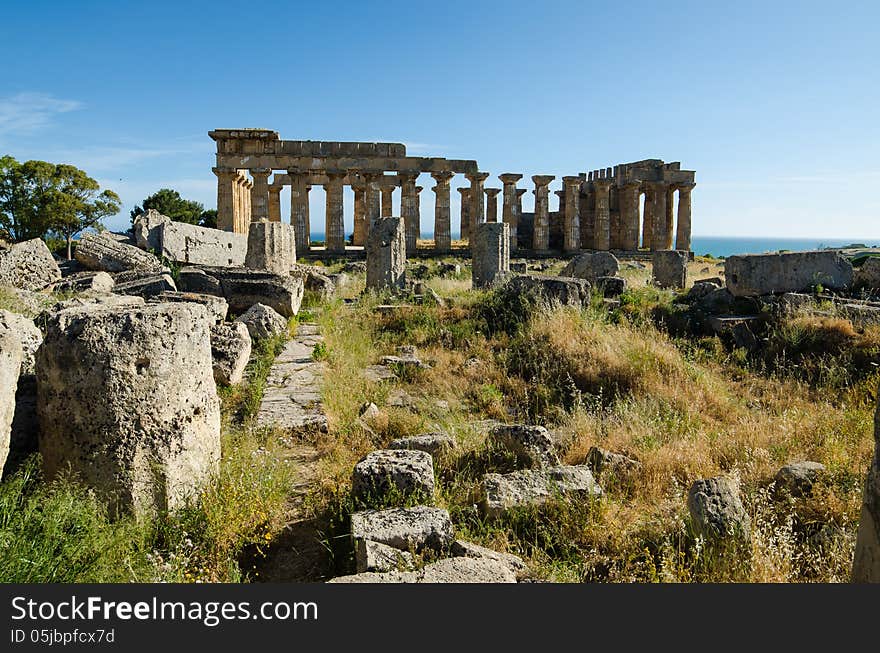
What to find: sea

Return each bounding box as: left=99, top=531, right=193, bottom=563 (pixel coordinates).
left=309, top=232, right=879, bottom=258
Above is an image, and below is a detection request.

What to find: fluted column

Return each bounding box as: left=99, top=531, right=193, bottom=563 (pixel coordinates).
left=324, top=172, right=345, bottom=253
left=531, top=175, right=555, bottom=251
left=467, top=172, right=489, bottom=234
left=609, top=185, right=623, bottom=249
left=213, top=167, right=236, bottom=231
left=620, top=182, right=641, bottom=251
left=249, top=168, right=271, bottom=223
left=268, top=186, right=282, bottom=222
left=675, top=183, right=695, bottom=251
left=414, top=185, right=423, bottom=246
left=484, top=188, right=501, bottom=223
left=458, top=187, right=471, bottom=242
left=593, top=179, right=612, bottom=250
left=642, top=185, right=654, bottom=250
left=562, top=176, right=581, bottom=252
left=364, top=173, right=382, bottom=233
left=400, top=173, right=419, bottom=254
left=648, top=182, right=667, bottom=251
left=431, top=171, right=454, bottom=252
left=352, top=183, right=367, bottom=247
left=514, top=188, right=526, bottom=251
left=664, top=185, right=676, bottom=250
left=381, top=185, right=394, bottom=218
left=499, top=174, right=522, bottom=249
left=288, top=170, right=311, bottom=252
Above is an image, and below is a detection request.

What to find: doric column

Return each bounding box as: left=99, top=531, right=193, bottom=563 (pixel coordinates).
left=642, top=185, right=654, bottom=250
left=431, top=172, right=454, bottom=253
left=288, top=169, right=311, bottom=252
left=324, top=172, right=346, bottom=253
left=620, top=182, right=641, bottom=251
left=664, top=185, right=676, bottom=250
left=484, top=188, right=501, bottom=223
left=531, top=175, right=555, bottom=251
left=675, top=183, right=695, bottom=251
left=268, top=185, right=282, bottom=222
left=648, top=182, right=667, bottom=251
left=414, top=185, right=423, bottom=246
left=514, top=188, right=527, bottom=251
left=499, top=174, right=522, bottom=246
left=562, top=176, right=582, bottom=252
left=609, top=185, right=622, bottom=249
left=399, top=172, right=419, bottom=254
left=593, top=178, right=612, bottom=250
left=381, top=185, right=394, bottom=218
left=352, top=182, right=367, bottom=247
left=364, top=173, right=382, bottom=231
left=458, top=187, right=471, bottom=242
left=213, top=167, right=236, bottom=232
left=249, top=168, right=271, bottom=223
left=466, top=172, right=490, bottom=233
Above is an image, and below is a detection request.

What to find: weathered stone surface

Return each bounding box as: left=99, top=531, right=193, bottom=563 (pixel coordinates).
left=342, top=261, right=367, bottom=275
left=0, top=238, right=61, bottom=291
left=480, top=466, right=603, bottom=518
left=472, top=222, right=510, bottom=289
left=560, top=252, right=619, bottom=283
left=132, top=208, right=169, bottom=251
left=134, top=210, right=248, bottom=267
left=696, top=287, right=735, bottom=314
left=505, top=274, right=591, bottom=307
left=153, top=291, right=228, bottom=323
left=113, top=273, right=176, bottom=297
left=75, top=232, right=166, bottom=274
left=328, top=556, right=517, bottom=584
left=41, top=294, right=145, bottom=319
left=586, top=446, right=641, bottom=481
left=352, top=449, right=435, bottom=505
left=36, top=302, right=221, bottom=516
left=725, top=251, right=853, bottom=297
left=596, top=276, right=626, bottom=298
left=178, top=267, right=303, bottom=318
left=6, top=375, right=37, bottom=478
left=350, top=506, right=454, bottom=554
left=0, top=310, right=41, bottom=375
left=294, top=265, right=335, bottom=300
left=235, top=303, right=288, bottom=341
left=489, top=423, right=560, bottom=468
left=366, top=217, right=406, bottom=292
left=177, top=267, right=222, bottom=295
left=246, top=220, right=295, bottom=275
left=687, top=278, right=723, bottom=301
left=53, top=271, right=115, bottom=294
left=210, top=322, right=251, bottom=386
left=853, top=395, right=880, bottom=582
left=652, top=250, right=688, bottom=289
left=450, top=539, right=527, bottom=574
left=364, top=364, right=396, bottom=383
left=687, top=476, right=751, bottom=543
left=774, top=461, right=826, bottom=498
left=355, top=539, right=416, bottom=574
left=389, top=432, right=456, bottom=458
left=854, top=258, right=880, bottom=291
left=0, top=325, right=23, bottom=473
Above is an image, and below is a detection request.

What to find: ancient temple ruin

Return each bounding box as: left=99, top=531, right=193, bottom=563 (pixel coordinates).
left=210, top=129, right=695, bottom=254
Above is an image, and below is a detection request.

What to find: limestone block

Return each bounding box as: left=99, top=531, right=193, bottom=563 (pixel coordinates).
left=853, top=396, right=880, bottom=582
left=596, top=276, right=626, bottom=298
left=0, top=325, right=23, bottom=473
left=153, top=291, right=228, bottom=323
left=41, top=294, right=145, bottom=320
left=652, top=250, right=688, bottom=289
left=342, top=261, right=367, bottom=275
left=480, top=466, right=603, bottom=518
left=687, top=476, right=751, bottom=543
left=0, top=238, right=62, bottom=291
left=0, top=310, right=41, bottom=375
left=472, top=222, right=510, bottom=289
left=53, top=271, right=115, bottom=294
left=687, top=278, right=723, bottom=301
left=246, top=220, right=295, bottom=275
left=132, top=208, right=170, bottom=251
left=450, top=539, right=527, bottom=574
left=179, top=266, right=304, bottom=318
left=489, top=423, right=559, bottom=468
left=234, top=303, right=288, bottom=341
left=388, top=432, right=457, bottom=458
left=366, top=217, right=406, bottom=292
left=294, top=265, right=335, bottom=300
left=75, top=232, right=166, bottom=274
left=725, top=251, right=853, bottom=297
left=560, top=251, right=620, bottom=283
left=774, top=461, right=826, bottom=498
left=177, top=267, right=222, bottom=295
left=350, top=505, right=454, bottom=554
left=328, top=556, right=517, bottom=584
left=210, top=322, right=252, bottom=386
left=113, top=273, right=176, bottom=297
left=132, top=210, right=249, bottom=268
left=505, top=274, right=591, bottom=308
left=36, top=302, right=221, bottom=516
left=355, top=539, right=416, bottom=574
left=351, top=449, right=435, bottom=506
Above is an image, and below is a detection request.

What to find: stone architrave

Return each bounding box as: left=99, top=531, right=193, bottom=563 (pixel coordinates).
left=366, top=217, right=407, bottom=292
left=592, top=178, right=612, bottom=251
left=457, top=187, right=471, bottom=242
left=431, top=172, right=454, bottom=253
left=562, top=176, right=582, bottom=252
left=676, top=183, right=695, bottom=251
left=484, top=188, right=501, bottom=223
left=288, top=170, right=311, bottom=253
left=467, top=172, right=490, bottom=234
left=249, top=168, right=272, bottom=222
left=37, top=302, right=221, bottom=517
left=245, top=220, right=296, bottom=275
left=472, top=222, right=510, bottom=289
left=324, top=172, right=346, bottom=253
left=531, top=175, right=555, bottom=251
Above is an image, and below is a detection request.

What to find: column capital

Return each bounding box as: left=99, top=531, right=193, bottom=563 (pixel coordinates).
left=499, top=173, right=523, bottom=184
left=562, top=175, right=582, bottom=186
left=531, top=175, right=555, bottom=186
left=466, top=171, right=490, bottom=182
left=286, top=167, right=310, bottom=177
left=516, top=188, right=527, bottom=197
left=431, top=170, right=455, bottom=183
left=457, top=187, right=470, bottom=195
left=593, top=178, right=613, bottom=190
left=677, top=182, right=696, bottom=193
left=399, top=172, right=419, bottom=184
left=213, top=166, right=236, bottom=177
left=484, top=187, right=501, bottom=198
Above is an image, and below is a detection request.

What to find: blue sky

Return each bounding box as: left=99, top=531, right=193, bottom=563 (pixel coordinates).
left=1, top=0, right=877, bottom=238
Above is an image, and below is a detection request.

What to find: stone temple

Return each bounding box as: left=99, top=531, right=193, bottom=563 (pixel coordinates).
left=210, top=129, right=695, bottom=255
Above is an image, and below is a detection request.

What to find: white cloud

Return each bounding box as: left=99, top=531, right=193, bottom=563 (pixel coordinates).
left=0, top=92, right=83, bottom=138
left=45, top=141, right=211, bottom=173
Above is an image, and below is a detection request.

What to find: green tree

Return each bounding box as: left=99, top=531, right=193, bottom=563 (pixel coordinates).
left=0, top=156, right=58, bottom=242
left=48, top=165, right=122, bottom=259
left=130, top=188, right=204, bottom=226
left=199, top=209, right=217, bottom=229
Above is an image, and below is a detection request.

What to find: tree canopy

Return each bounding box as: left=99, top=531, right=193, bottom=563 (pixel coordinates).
left=130, top=188, right=215, bottom=227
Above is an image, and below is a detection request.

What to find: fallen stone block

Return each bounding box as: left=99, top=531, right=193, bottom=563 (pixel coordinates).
left=854, top=257, right=880, bottom=291
left=472, top=222, right=510, bottom=289
left=246, top=220, right=295, bottom=275
left=52, top=271, right=115, bottom=294
left=153, top=291, right=228, bottom=323
left=179, top=266, right=303, bottom=317
left=210, top=322, right=252, bottom=386
left=235, top=303, right=288, bottom=341
left=596, top=276, right=626, bottom=298
left=389, top=432, right=456, bottom=458
left=0, top=324, right=23, bottom=473
left=134, top=209, right=248, bottom=267
left=489, top=423, right=560, bottom=468
left=75, top=232, right=166, bottom=274
left=774, top=461, right=826, bottom=498
left=687, top=476, right=751, bottom=544
left=113, top=273, right=176, bottom=298
left=480, top=466, right=603, bottom=518
left=294, top=265, right=335, bottom=300
left=450, top=539, right=527, bottom=574
left=355, top=539, right=416, bottom=574
left=328, top=556, right=517, bottom=584
left=351, top=449, right=435, bottom=506
left=725, top=250, right=853, bottom=297
left=561, top=251, right=619, bottom=283
left=366, top=217, right=406, bottom=292
left=653, top=250, right=688, bottom=289
left=504, top=274, right=591, bottom=307
left=0, top=310, right=42, bottom=375
left=36, top=302, right=221, bottom=516
left=177, top=267, right=222, bottom=295
left=350, top=505, right=454, bottom=554
left=0, top=238, right=61, bottom=291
